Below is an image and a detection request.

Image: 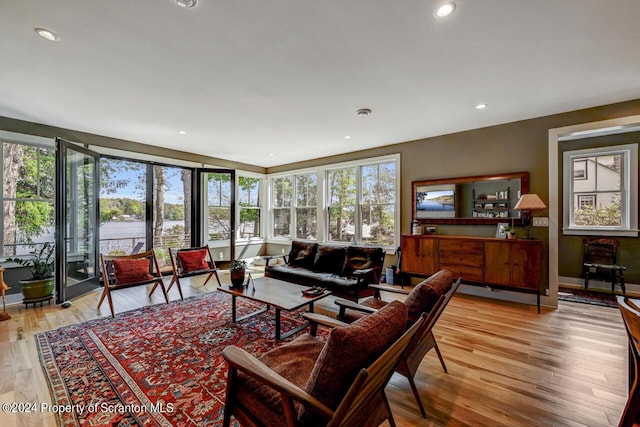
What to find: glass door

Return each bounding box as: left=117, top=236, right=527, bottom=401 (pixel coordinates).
left=55, top=139, right=100, bottom=302
left=196, top=169, right=235, bottom=264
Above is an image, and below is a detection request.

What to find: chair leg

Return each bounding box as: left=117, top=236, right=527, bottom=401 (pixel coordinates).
left=382, top=391, right=397, bottom=427
left=222, top=367, right=237, bottom=427
left=157, top=279, right=170, bottom=304
left=432, top=337, right=448, bottom=373
left=105, top=287, right=115, bottom=318
left=97, top=286, right=108, bottom=309
left=406, top=374, right=427, bottom=418
left=202, top=272, right=214, bottom=287
left=174, top=277, right=184, bottom=301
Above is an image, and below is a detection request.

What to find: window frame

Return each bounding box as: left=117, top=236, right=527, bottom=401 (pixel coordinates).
left=562, top=143, right=638, bottom=236
left=236, top=171, right=266, bottom=242
left=0, top=131, right=55, bottom=258
left=267, top=154, right=399, bottom=249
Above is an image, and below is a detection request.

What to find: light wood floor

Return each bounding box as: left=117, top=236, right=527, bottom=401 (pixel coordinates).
left=0, top=272, right=629, bottom=427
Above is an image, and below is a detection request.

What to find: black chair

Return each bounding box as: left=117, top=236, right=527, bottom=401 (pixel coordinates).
left=582, top=238, right=626, bottom=295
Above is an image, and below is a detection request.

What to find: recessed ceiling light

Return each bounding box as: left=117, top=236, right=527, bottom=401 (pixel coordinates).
left=34, top=28, right=60, bottom=41
left=174, top=0, right=198, bottom=8
left=178, top=130, right=187, bottom=135
left=434, top=2, right=456, bottom=18
left=475, top=103, right=488, bottom=110
left=344, top=136, right=352, bottom=139
left=268, top=153, right=275, bottom=157
left=356, top=108, right=372, bottom=117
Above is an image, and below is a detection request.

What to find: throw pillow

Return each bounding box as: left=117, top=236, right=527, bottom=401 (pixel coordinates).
left=112, top=258, right=154, bottom=285
left=342, top=246, right=385, bottom=276
left=299, top=300, right=407, bottom=423
left=404, top=269, right=454, bottom=323
left=177, top=249, right=209, bottom=273
left=312, top=245, right=347, bottom=274
left=288, top=241, right=318, bottom=269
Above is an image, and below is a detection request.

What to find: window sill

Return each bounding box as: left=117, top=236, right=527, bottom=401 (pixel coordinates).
left=562, top=227, right=639, bottom=237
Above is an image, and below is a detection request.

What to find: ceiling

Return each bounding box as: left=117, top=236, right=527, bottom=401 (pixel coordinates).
left=1, top=1, right=640, bottom=168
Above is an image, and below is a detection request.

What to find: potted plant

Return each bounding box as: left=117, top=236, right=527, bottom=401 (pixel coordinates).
left=6, top=242, right=55, bottom=301
left=501, top=226, right=516, bottom=239
left=230, top=259, right=247, bottom=288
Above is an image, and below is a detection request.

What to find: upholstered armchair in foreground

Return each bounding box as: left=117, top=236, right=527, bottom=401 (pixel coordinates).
left=222, top=300, right=436, bottom=427
left=334, top=269, right=461, bottom=417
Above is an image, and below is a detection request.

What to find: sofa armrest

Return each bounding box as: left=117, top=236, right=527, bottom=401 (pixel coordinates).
left=223, top=346, right=334, bottom=420
left=262, top=254, right=288, bottom=266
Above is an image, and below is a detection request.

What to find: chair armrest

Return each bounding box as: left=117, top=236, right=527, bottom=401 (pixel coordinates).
left=223, top=346, right=333, bottom=419
left=368, top=284, right=409, bottom=295
left=262, top=254, right=288, bottom=266
left=303, top=312, right=348, bottom=332
left=334, top=298, right=378, bottom=314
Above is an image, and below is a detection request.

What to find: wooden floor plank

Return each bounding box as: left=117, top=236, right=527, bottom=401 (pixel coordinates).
left=0, top=273, right=629, bottom=426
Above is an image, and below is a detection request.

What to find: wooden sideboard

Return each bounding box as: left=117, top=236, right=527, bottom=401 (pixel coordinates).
left=401, top=235, right=542, bottom=312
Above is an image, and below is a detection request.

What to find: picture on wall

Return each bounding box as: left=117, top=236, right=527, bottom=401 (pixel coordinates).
left=415, top=184, right=456, bottom=219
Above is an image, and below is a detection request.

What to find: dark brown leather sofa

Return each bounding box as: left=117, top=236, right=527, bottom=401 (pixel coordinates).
left=264, top=240, right=386, bottom=301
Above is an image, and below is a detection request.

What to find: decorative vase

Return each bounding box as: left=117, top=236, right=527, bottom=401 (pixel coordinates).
left=19, top=277, right=55, bottom=301
left=230, top=269, right=246, bottom=288
left=507, top=232, right=516, bottom=240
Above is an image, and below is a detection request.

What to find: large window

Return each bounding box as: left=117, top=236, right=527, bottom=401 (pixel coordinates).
left=563, top=143, right=638, bottom=236
left=328, top=159, right=396, bottom=246
left=270, top=173, right=318, bottom=240
left=238, top=175, right=262, bottom=239
left=2, top=138, right=55, bottom=256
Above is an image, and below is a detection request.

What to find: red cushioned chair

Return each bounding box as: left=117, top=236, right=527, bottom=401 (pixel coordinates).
left=617, top=296, right=640, bottom=427
left=151, top=245, right=221, bottom=298
left=98, top=250, right=169, bottom=318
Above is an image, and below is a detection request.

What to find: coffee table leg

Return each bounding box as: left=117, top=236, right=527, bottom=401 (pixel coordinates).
left=231, top=295, right=237, bottom=322
left=275, top=308, right=281, bottom=340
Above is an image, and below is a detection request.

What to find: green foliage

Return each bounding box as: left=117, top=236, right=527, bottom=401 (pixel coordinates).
left=7, top=242, right=55, bottom=279
left=230, top=259, right=247, bottom=270
left=574, top=204, right=622, bottom=226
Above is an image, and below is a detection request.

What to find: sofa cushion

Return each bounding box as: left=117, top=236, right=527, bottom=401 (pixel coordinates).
left=176, top=249, right=209, bottom=273
left=299, top=300, right=407, bottom=423
left=312, top=245, right=347, bottom=274
left=342, top=246, right=385, bottom=276
left=288, top=241, right=318, bottom=269
left=404, top=269, right=455, bottom=323
left=112, top=258, right=154, bottom=285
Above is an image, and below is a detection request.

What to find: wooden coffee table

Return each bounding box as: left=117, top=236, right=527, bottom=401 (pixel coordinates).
left=217, top=276, right=331, bottom=340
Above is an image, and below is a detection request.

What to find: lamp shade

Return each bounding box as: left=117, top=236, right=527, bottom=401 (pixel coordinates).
left=514, top=194, right=547, bottom=210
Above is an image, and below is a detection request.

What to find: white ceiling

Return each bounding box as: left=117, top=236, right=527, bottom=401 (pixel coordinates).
left=1, top=0, right=640, bottom=168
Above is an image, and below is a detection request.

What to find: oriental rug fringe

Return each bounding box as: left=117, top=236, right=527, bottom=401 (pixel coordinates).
left=36, top=291, right=318, bottom=427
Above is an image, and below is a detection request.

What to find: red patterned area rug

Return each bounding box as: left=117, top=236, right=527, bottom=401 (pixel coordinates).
left=36, top=291, right=321, bottom=427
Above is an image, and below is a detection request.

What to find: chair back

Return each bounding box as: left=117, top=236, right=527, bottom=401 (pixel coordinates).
left=617, top=296, right=640, bottom=427
left=584, top=238, right=618, bottom=265
left=328, top=306, right=439, bottom=427
left=405, top=277, right=461, bottom=367
left=170, top=245, right=217, bottom=276
left=100, top=250, right=162, bottom=287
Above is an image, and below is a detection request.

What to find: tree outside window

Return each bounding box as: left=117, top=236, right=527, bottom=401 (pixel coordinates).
left=2, top=142, right=55, bottom=256
left=295, top=173, right=317, bottom=240
left=328, top=167, right=357, bottom=242
left=272, top=177, right=292, bottom=238
left=361, top=162, right=395, bottom=246
left=238, top=176, right=261, bottom=239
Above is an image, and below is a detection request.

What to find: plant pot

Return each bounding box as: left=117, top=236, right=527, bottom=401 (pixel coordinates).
left=230, top=269, right=246, bottom=288
left=19, top=277, right=55, bottom=300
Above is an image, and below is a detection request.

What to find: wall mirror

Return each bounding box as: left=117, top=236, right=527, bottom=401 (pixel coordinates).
left=412, top=171, right=529, bottom=225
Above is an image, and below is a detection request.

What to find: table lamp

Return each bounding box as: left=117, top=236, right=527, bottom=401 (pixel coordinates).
left=0, top=267, right=11, bottom=321
left=514, top=193, right=547, bottom=238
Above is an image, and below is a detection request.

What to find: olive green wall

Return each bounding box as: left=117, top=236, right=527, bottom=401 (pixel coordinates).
left=558, top=131, right=640, bottom=284
left=268, top=99, right=640, bottom=291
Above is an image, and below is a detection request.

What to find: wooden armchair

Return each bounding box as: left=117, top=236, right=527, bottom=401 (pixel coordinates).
left=334, top=269, right=461, bottom=417
left=150, top=245, right=221, bottom=299
left=582, top=238, right=626, bottom=294
left=98, top=250, right=168, bottom=318
left=616, top=296, right=640, bottom=426
left=222, top=300, right=420, bottom=427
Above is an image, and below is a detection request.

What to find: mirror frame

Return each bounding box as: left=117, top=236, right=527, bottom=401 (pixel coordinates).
left=412, top=171, right=530, bottom=225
